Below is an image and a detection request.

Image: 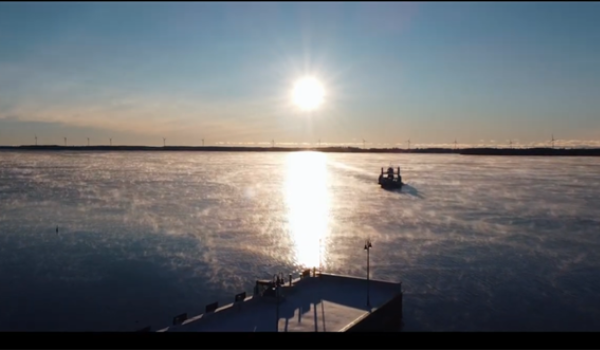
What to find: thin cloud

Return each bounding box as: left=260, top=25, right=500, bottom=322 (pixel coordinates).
left=0, top=92, right=275, bottom=141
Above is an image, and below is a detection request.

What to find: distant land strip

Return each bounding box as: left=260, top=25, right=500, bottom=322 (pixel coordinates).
left=0, top=145, right=599, bottom=156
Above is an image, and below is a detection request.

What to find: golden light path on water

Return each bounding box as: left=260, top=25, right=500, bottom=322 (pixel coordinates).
left=284, top=152, right=331, bottom=270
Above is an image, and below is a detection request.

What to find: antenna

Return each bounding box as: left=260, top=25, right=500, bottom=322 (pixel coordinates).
left=163, top=137, right=166, bottom=147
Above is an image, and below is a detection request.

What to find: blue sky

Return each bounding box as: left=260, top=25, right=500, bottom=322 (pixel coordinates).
left=0, top=2, right=599, bottom=147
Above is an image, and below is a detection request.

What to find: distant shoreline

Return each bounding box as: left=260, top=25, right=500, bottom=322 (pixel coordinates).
left=0, top=145, right=599, bottom=156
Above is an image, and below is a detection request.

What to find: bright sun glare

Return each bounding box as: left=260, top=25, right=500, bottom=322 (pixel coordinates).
left=285, top=152, right=330, bottom=269
left=292, top=77, right=325, bottom=111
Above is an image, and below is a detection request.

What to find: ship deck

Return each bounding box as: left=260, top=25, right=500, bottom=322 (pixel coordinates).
left=157, top=273, right=402, bottom=332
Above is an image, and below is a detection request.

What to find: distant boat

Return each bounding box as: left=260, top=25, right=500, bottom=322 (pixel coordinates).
left=378, top=167, right=403, bottom=190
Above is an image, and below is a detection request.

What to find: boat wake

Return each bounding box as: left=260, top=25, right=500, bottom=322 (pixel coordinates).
left=400, top=183, right=424, bottom=199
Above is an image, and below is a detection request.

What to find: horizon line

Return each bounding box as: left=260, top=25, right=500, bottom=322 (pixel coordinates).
left=2, top=140, right=600, bottom=148
left=2, top=144, right=600, bottom=150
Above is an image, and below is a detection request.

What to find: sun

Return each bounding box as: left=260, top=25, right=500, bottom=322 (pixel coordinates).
left=292, top=77, right=325, bottom=111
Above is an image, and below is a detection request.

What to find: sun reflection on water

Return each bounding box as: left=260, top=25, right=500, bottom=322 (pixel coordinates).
left=284, top=152, right=331, bottom=270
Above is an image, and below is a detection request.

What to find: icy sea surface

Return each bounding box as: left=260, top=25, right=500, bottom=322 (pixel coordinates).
left=0, top=151, right=599, bottom=331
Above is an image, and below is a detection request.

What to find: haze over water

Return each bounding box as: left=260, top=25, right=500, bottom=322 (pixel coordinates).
left=0, top=151, right=599, bottom=331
